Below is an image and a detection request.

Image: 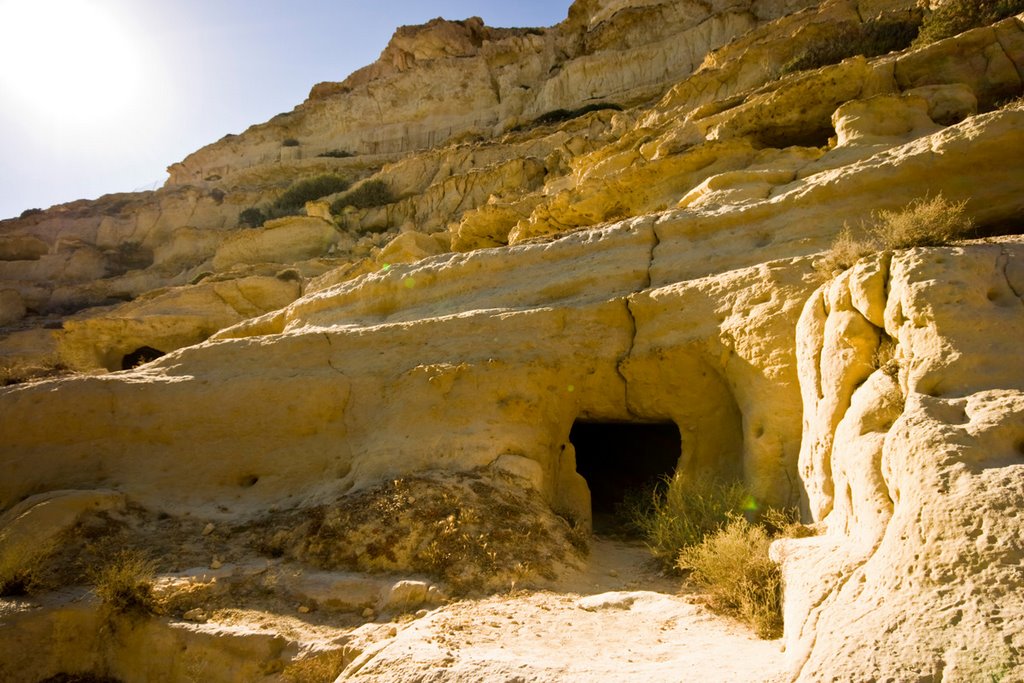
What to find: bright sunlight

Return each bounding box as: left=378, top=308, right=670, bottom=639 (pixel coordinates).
left=0, top=0, right=150, bottom=134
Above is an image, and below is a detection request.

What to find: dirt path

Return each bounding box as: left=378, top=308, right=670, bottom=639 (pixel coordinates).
left=340, top=536, right=789, bottom=682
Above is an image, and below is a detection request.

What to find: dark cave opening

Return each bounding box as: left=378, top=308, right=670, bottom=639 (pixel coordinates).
left=570, top=420, right=682, bottom=534
left=121, top=346, right=165, bottom=370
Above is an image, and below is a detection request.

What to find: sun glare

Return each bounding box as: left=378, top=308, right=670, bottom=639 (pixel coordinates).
left=0, top=0, right=151, bottom=135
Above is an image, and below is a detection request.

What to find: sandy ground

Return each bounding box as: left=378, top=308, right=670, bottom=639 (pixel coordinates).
left=339, top=536, right=789, bottom=682
left=0, top=535, right=790, bottom=681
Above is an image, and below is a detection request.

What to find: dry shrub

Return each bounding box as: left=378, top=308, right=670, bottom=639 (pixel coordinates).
left=625, top=473, right=750, bottom=570
left=262, top=469, right=584, bottom=595
left=90, top=550, right=157, bottom=613
left=0, top=541, right=51, bottom=596
left=874, top=194, right=973, bottom=249
left=812, top=225, right=877, bottom=280
left=814, top=194, right=973, bottom=279
left=678, top=516, right=783, bottom=639
left=781, top=17, right=920, bottom=75
left=914, top=0, right=1024, bottom=47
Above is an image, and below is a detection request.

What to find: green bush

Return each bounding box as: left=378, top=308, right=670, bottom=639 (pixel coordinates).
left=318, top=149, right=355, bottom=158
left=625, top=472, right=750, bottom=570
left=282, top=138, right=300, bottom=147
left=329, top=179, right=393, bottom=213
left=915, top=0, right=1024, bottom=46
left=19, top=207, right=43, bottom=219
left=782, top=18, right=920, bottom=75
left=678, top=516, right=783, bottom=638
left=532, top=102, right=624, bottom=127
left=238, top=207, right=267, bottom=228
left=272, top=174, right=351, bottom=216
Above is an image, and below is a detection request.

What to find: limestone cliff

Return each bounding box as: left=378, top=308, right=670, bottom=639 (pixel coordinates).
left=1, top=0, right=1023, bottom=680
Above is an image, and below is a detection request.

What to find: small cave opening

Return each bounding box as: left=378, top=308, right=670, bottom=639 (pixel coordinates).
left=570, top=420, right=682, bottom=535
left=121, top=345, right=165, bottom=370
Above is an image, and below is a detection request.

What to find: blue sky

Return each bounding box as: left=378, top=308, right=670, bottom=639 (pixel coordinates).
left=0, top=0, right=573, bottom=220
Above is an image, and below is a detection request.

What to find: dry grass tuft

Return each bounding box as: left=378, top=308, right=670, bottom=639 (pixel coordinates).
left=874, top=195, right=973, bottom=249
left=812, top=225, right=876, bottom=280
left=678, top=516, right=783, bottom=639
left=814, top=194, right=974, bottom=279
left=0, top=542, right=50, bottom=596
left=0, top=567, right=37, bottom=596
left=625, top=473, right=750, bottom=571
left=90, top=550, right=158, bottom=613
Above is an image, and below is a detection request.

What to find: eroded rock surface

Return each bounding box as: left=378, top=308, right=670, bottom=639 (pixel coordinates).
left=1, top=0, right=1023, bottom=681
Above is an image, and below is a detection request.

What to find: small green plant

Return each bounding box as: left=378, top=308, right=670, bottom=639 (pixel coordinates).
left=678, top=515, right=783, bottom=638
left=318, top=149, right=355, bottom=158
left=814, top=194, right=973, bottom=278
left=90, top=550, right=157, bottom=613
left=781, top=18, right=920, bottom=75
left=238, top=207, right=267, bottom=228
left=625, top=473, right=750, bottom=570
left=282, top=138, right=300, bottom=147
left=272, top=174, right=351, bottom=216
left=914, top=0, right=1024, bottom=47
left=329, top=179, right=393, bottom=213
left=19, top=207, right=43, bottom=219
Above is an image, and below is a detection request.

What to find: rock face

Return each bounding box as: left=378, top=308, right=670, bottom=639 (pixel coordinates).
left=1, top=0, right=1023, bottom=680
left=779, top=243, right=1024, bottom=681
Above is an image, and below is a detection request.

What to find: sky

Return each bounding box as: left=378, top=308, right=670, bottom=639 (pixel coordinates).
left=0, top=0, right=574, bottom=221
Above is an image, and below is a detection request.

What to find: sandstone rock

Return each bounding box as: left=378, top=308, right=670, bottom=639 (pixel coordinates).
left=378, top=580, right=431, bottom=613
left=0, top=600, right=297, bottom=682
left=212, top=216, right=341, bottom=272
left=182, top=608, right=208, bottom=623
left=906, top=83, right=978, bottom=125
left=286, top=571, right=385, bottom=613
left=0, top=290, right=26, bottom=326
left=1, top=2, right=1023, bottom=680
left=58, top=275, right=301, bottom=371
left=167, top=0, right=822, bottom=188
left=492, top=453, right=545, bottom=492
left=0, top=327, right=62, bottom=385
left=0, top=235, right=48, bottom=261
left=781, top=241, right=1024, bottom=681
left=894, top=17, right=1024, bottom=108
left=0, top=490, right=126, bottom=584
left=376, top=231, right=448, bottom=266
left=831, top=94, right=939, bottom=147
left=578, top=592, right=637, bottom=612
left=151, top=226, right=225, bottom=273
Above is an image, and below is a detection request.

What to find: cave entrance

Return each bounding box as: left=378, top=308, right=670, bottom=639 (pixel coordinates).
left=121, top=346, right=165, bottom=370
left=570, top=420, right=682, bottom=535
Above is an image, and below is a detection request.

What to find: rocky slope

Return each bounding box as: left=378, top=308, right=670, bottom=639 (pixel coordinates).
left=2, top=0, right=1024, bottom=680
